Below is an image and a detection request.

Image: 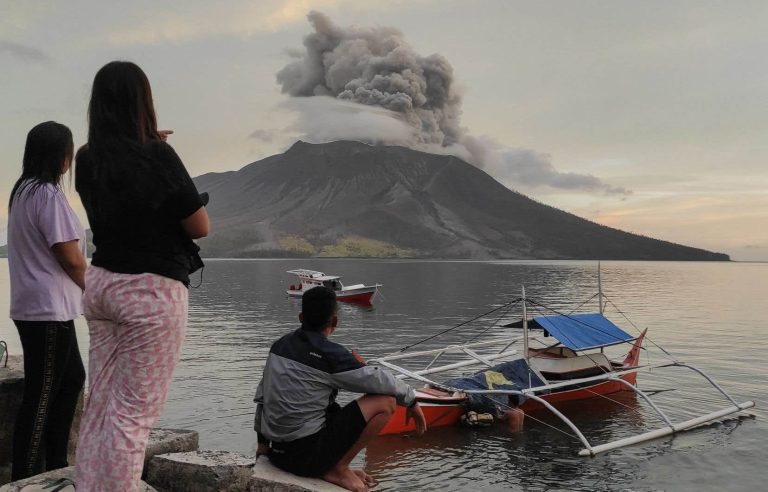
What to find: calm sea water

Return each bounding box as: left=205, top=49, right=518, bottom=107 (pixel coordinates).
left=1, top=259, right=766, bottom=491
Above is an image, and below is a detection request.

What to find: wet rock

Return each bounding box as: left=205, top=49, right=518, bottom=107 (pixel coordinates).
left=0, top=466, right=156, bottom=491
left=249, top=458, right=347, bottom=492
left=146, top=450, right=253, bottom=492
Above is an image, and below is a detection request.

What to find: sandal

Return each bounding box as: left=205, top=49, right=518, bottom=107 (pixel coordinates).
left=44, top=478, right=76, bottom=492
left=20, top=478, right=76, bottom=492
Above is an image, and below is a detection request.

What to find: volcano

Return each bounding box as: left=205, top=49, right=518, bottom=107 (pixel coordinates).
left=192, top=140, right=728, bottom=260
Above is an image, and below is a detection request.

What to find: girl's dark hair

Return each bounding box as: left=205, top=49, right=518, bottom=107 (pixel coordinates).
left=9, top=121, right=73, bottom=210
left=87, top=61, right=160, bottom=149
left=82, top=61, right=174, bottom=211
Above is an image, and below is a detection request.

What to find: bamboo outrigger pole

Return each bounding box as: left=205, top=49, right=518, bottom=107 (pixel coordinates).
left=522, top=285, right=532, bottom=388
left=522, top=286, right=529, bottom=361
left=598, top=261, right=604, bottom=315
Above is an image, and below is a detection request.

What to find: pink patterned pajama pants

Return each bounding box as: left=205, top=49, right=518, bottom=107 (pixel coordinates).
left=76, top=266, right=187, bottom=492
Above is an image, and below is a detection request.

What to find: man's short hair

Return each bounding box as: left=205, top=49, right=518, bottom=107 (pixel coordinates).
left=301, top=286, right=338, bottom=331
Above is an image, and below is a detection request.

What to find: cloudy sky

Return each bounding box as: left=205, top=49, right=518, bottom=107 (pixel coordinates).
left=1, top=0, right=766, bottom=260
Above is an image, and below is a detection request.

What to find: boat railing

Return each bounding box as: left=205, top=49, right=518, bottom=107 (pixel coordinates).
left=519, top=363, right=654, bottom=394
left=373, top=336, right=540, bottom=380
left=374, top=336, right=525, bottom=362
left=286, top=269, right=325, bottom=278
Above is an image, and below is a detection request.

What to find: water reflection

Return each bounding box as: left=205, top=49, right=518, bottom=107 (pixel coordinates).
left=365, top=392, right=647, bottom=491
left=0, top=259, right=766, bottom=490
left=177, top=260, right=766, bottom=490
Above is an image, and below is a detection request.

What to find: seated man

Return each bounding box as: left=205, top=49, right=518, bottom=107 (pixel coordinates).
left=254, top=286, right=426, bottom=492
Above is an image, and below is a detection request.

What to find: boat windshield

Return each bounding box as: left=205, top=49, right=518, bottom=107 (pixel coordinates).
left=323, top=280, right=342, bottom=291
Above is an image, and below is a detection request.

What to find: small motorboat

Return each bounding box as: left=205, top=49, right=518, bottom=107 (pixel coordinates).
left=286, top=269, right=382, bottom=304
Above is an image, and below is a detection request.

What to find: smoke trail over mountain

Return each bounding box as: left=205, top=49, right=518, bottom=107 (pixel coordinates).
left=277, top=11, right=461, bottom=147
left=274, top=11, right=628, bottom=196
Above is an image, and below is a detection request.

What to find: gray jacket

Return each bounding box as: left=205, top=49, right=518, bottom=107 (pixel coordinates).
left=254, top=328, right=416, bottom=442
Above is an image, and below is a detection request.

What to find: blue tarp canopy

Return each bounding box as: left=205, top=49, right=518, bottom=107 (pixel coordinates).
left=529, top=313, right=635, bottom=351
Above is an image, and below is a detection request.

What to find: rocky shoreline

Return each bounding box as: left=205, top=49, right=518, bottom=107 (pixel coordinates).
left=1, top=355, right=344, bottom=491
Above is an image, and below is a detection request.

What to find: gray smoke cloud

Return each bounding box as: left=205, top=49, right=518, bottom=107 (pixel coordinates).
left=462, top=136, right=629, bottom=195
left=276, top=11, right=629, bottom=196
left=277, top=11, right=461, bottom=147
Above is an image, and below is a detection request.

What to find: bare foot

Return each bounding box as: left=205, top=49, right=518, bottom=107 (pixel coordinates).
left=352, top=468, right=377, bottom=487
left=323, top=466, right=369, bottom=492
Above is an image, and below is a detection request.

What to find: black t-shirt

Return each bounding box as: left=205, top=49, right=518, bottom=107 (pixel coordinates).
left=75, top=141, right=204, bottom=285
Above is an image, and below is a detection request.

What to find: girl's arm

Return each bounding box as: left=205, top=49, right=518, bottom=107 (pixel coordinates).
left=51, top=240, right=86, bottom=290
left=181, top=207, right=209, bottom=239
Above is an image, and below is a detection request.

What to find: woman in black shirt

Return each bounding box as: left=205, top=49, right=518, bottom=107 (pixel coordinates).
left=74, top=61, right=208, bottom=492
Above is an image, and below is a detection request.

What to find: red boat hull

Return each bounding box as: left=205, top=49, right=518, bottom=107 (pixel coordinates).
left=336, top=291, right=376, bottom=304
left=380, top=403, right=466, bottom=435
left=380, top=376, right=635, bottom=435
left=287, top=288, right=377, bottom=304
left=519, top=376, right=633, bottom=412
left=379, top=330, right=647, bottom=434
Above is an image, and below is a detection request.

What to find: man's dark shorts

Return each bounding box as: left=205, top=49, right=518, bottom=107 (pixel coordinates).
left=268, top=400, right=367, bottom=477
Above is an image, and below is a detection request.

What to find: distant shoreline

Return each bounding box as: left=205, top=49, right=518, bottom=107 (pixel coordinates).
left=0, top=250, right=742, bottom=262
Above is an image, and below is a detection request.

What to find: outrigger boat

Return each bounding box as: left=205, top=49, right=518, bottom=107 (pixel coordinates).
left=286, top=269, right=382, bottom=304
left=371, top=270, right=755, bottom=456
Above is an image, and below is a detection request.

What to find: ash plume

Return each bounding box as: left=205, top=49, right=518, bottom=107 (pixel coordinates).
left=275, top=11, right=629, bottom=196
left=277, top=11, right=460, bottom=147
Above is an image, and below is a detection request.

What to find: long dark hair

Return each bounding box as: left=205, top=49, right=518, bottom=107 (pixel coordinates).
left=87, top=61, right=160, bottom=148
left=9, top=121, right=73, bottom=210
left=82, top=61, right=175, bottom=211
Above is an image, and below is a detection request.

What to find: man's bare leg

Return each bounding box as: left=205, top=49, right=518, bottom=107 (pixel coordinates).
left=502, top=407, right=525, bottom=432
left=321, top=394, right=395, bottom=491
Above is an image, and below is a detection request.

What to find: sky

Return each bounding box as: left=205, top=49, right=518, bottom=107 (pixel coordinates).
left=1, top=0, right=766, bottom=261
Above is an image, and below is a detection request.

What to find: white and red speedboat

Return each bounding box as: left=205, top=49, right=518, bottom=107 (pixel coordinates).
left=286, top=269, right=381, bottom=304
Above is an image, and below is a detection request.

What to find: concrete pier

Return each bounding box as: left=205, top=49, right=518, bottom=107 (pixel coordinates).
left=1, top=355, right=353, bottom=491
left=250, top=459, right=347, bottom=492
left=145, top=452, right=347, bottom=492
left=0, top=466, right=157, bottom=492
left=145, top=429, right=200, bottom=470
left=146, top=450, right=254, bottom=491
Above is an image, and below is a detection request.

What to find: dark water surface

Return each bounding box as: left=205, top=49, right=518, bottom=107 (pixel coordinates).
left=1, top=260, right=766, bottom=491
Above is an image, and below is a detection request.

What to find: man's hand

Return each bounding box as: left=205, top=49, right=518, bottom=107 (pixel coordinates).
left=405, top=402, right=427, bottom=435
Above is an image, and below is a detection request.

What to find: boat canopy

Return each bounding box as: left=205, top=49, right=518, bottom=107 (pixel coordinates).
left=522, top=313, right=635, bottom=351
left=286, top=269, right=341, bottom=281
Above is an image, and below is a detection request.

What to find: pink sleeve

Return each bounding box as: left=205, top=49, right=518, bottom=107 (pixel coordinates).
left=36, top=185, right=83, bottom=248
